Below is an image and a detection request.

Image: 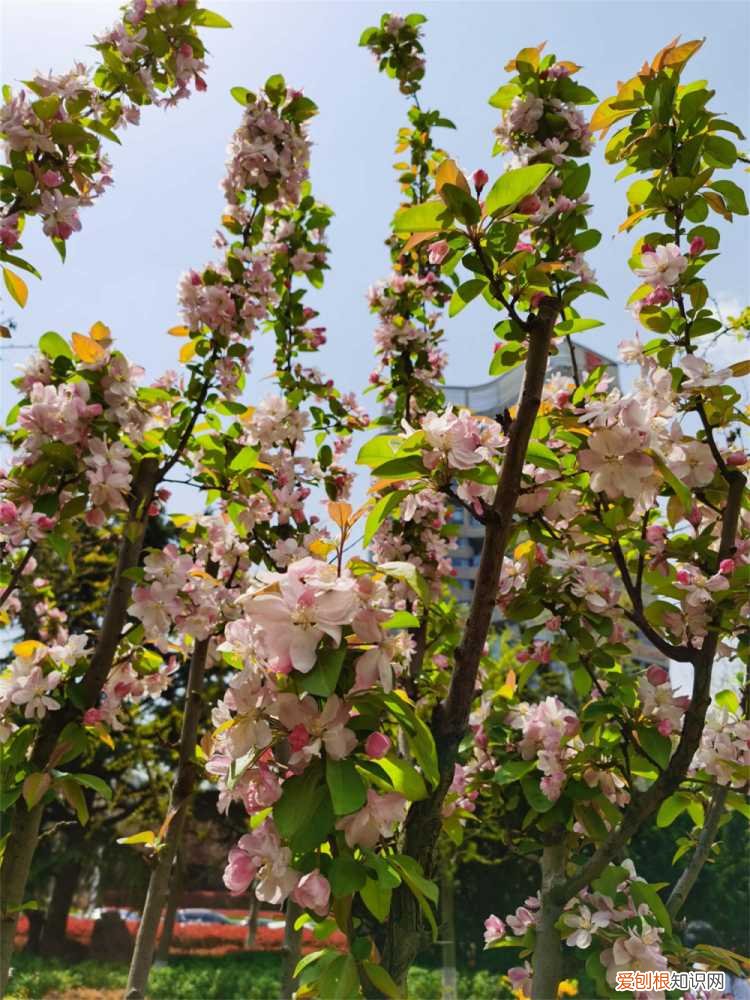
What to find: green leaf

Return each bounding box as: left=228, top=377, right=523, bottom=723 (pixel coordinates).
left=368, top=754, right=427, bottom=801
left=264, top=73, right=286, bottom=103
left=293, top=949, right=328, bottom=979
left=58, top=777, right=89, bottom=825
left=69, top=773, right=112, bottom=800
left=193, top=8, right=232, bottom=27
left=554, top=317, right=604, bottom=335
left=362, top=961, right=401, bottom=999
left=378, top=561, right=430, bottom=606
left=274, top=767, right=326, bottom=839
left=230, top=86, right=252, bottom=106
left=630, top=881, right=671, bottom=934
left=440, top=183, right=480, bottom=225
left=637, top=724, right=672, bottom=771
left=525, top=441, right=559, bottom=470
left=326, top=758, right=367, bottom=815
left=392, top=200, right=453, bottom=234
left=703, top=134, right=737, bottom=168
left=485, top=164, right=553, bottom=217
left=32, top=95, right=61, bottom=120
left=360, top=879, right=392, bottom=922
left=22, top=772, right=51, bottom=809
left=488, top=83, right=522, bottom=110
left=389, top=856, right=438, bottom=940
left=381, top=610, right=421, bottom=629
left=494, top=758, right=538, bottom=785
left=715, top=688, right=740, bottom=714
left=39, top=331, right=73, bottom=360
left=651, top=452, right=693, bottom=512
left=329, top=855, right=367, bottom=896
left=449, top=279, right=486, bottom=317
left=371, top=455, right=426, bottom=478
left=364, top=491, right=406, bottom=547
left=298, top=645, right=346, bottom=698
left=229, top=445, right=261, bottom=472
left=357, top=434, right=400, bottom=468
left=656, top=792, right=690, bottom=828
left=710, top=180, right=748, bottom=216
left=521, top=775, right=556, bottom=813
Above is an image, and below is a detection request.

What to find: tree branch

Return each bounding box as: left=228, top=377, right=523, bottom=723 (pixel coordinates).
left=666, top=783, right=729, bottom=919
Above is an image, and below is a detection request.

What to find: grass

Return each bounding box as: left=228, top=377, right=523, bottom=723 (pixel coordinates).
left=7, top=952, right=518, bottom=999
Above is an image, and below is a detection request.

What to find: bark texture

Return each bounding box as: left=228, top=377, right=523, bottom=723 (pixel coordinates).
left=125, top=632, right=212, bottom=999
left=280, top=901, right=302, bottom=1000
left=380, top=299, right=560, bottom=985
left=531, top=841, right=567, bottom=1000
left=0, top=457, right=159, bottom=997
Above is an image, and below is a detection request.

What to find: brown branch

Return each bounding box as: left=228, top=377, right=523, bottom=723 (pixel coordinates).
left=666, top=783, right=729, bottom=919
left=551, top=469, right=746, bottom=906
left=0, top=543, right=36, bottom=610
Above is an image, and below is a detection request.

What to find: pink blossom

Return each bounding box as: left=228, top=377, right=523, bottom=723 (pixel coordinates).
left=427, top=240, right=450, bottom=266
left=634, top=242, right=687, bottom=287
left=335, top=789, right=408, bottom=849
left=646, top=665, right=669, bottom=686
left=561, top=903, right=610, bottom=948
left=292, top=870, right=330, bottom=917
left=483, top=914, right=506, bottom=947
left=241, top=558, right=359, bottom=673
left=689, top=236, right=706, bottom=256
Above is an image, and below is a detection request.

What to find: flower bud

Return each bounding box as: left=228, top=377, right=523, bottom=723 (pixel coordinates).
left=472, top=169, right=489, bottom=193
left=646, top=664, right=669, bottom=686
left=365, top=732, right=391, bottom=759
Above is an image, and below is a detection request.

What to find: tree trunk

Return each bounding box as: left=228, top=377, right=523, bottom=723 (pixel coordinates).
left=440, top=865, right=457, bottom=1000
left=154, top=848, right=184, bottom=965
left=39, top=854, right=83, bottom=957
left=280, top=900, right=302, bottom=1000
left=0, top=457, right=159, bottom=997
left=380, top=301, right=560, bottom=985
left=245, top=891, right=259, bottom=950
left=531, top=840, right=567, bottom=1000
left=125, top=631, right=212, bottom=999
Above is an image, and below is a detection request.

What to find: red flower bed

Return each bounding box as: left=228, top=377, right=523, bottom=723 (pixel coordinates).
left=15, top=912, right=346, bottom=956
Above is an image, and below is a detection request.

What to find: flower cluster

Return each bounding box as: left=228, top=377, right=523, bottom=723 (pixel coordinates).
left=506, top=696, right=580, bottom=801
left=0, top=0, right=220, bottom=275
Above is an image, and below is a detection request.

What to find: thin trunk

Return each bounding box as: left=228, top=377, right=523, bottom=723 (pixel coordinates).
left=0, top=458, right=159, bottom=997
left=39, top=854, right=83, bottom=956
left=245, top=891, right=259, bottom=950
left=380, top=299, right=560, bottom=984
left=125, top=630, right=212, bottom=999
left=440, top=866, right=457, bottom=1000
left=280, top=900, right=302, bottom=1000
left=154, top=848, right=184, bottom=964
left=531, top=841, right=567, bottom=1000
left=666, top=784, right=729, bottom=919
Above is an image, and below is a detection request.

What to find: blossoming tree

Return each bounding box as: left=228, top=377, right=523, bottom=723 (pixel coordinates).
left=1, top=7, right=748, bottom=1000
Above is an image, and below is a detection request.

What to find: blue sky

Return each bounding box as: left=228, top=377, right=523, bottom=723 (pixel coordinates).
left=1, top=0, right=749, bottom=517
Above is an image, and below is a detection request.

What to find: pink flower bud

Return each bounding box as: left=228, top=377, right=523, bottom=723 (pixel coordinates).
left=40, top=170, right=63, bottom=188
left=646, top=525, right=666, bottom=544
left=195, top=75, right=207, bottom=93
left=657, top=719, right=673, bottom=737
left=641, top=243, right=655, bottom=254
left=179, top=42, right=193, bottom=57
left=689, top=236, right=706, bottom=256
left=0, top=500, right=17, bottom=524
left=472, top=169, right=489, bottom=193
left=427, top=239, right=450, bottom=266
left=644, top=286, right=671, bottom=306
left=83, top=708, right=103, bottom=725
left=288, top=724, right=310, bottom=752
left=530, top=292, right=546, bottom=309
left=675, top=569, right=692, bottom=585
left=646, top=665, right=669, bottom=686
left=719, top=558, right=735, bottom=575
left=365, top=732, right=392, bottom=759
left=518, top=194, right=542, bottom=215
left=147, top=502, right=160, bottom=516
left=726, top=451, right=747, bottom=467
